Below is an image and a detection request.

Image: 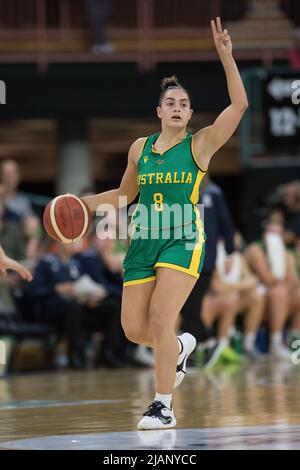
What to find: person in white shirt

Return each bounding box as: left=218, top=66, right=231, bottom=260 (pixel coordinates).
left=214, top=235, right=266, bottom=358
left=246, top=218, right=300, bottom=359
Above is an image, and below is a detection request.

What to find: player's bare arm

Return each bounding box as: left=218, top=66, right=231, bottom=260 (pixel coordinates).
left=0, top=245, right=32, bottom=281
left=81, top=138, right=146, bottom=212
left=193, top=17, right=248, bottom=171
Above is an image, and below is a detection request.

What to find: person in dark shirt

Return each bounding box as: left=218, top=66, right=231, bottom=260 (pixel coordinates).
left=1, top=161, right=40, bottom=260
left=0, top=187, right=25, bottom=261
left=280, top=182, right=300, bottom=244
left=85, top=0, right=114, bottom=54
left=31, top=243, right=86, bottom=369
left=181, top=175, right=235, bottom=345
left=77, top=245, right=123, bottom=299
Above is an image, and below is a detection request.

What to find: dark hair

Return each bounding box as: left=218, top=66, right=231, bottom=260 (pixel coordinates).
left=159, top=75, right=191, bottom=106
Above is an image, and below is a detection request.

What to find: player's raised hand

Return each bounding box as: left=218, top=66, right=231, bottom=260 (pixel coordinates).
left=211, top=17, right=232, bottom=57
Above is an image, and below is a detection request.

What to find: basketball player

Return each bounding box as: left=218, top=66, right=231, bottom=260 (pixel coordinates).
left=0, top=245, right=32, bottom=281
left=82, top=18, right=248, bottom=429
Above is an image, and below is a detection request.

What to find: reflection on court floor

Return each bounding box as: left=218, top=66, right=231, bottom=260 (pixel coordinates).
left=2, top=425, right=300, bottom=450
left=0, top=399, right=125, bottom=410
left=0, top=363, right=300, bottom=450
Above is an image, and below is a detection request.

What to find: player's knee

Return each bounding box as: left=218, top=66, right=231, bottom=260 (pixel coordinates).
left=150, top=313, right=169, bottom=342
left=122, top=322, right=142, bottom=344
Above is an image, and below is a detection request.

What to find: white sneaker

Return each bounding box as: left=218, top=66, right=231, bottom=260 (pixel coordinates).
left=174, top=333, right=196, bottom=389
left=137, top=401, right=176, bottom=430
left=270, top=344, right=291, bottom=360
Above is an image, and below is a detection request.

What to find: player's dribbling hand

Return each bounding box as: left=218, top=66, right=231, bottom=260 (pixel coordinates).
left=211, top=17, right=232, bottom=57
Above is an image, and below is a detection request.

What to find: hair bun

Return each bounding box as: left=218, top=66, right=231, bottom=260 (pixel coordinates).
left=161, top=76, right=181, bottom=91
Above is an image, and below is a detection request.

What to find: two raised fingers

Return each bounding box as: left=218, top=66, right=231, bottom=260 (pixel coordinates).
left=211, top=17, right=229, bottom=37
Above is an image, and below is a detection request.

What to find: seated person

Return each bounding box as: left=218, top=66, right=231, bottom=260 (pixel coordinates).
left=246, top=217, right=300, bottom=359
left=0, top=185, right=25, bottom=261
left=0, top=190, right=29, bottom=318
left=200, top=273, right=241, bottom=369
left=30, top=242, right=86, bottom=369
left=76, top=230, right=123, bottom=299
left=215, top=236, right=266, bottom=358
left=1, top=160, right=41, bottom=260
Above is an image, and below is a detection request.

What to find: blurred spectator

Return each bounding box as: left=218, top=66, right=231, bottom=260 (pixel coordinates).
left=288, top=28, right=300, bottom=70
left=0, top=185, right=25, bottom=261
left=1, top=160, right=40, bottom=260
left=264, top=181, right=300, bottom=246
left=283, top=180, right=300, bottom=243
left=181, top=175, right=235, bottom=348
left=271, top=181, right=300, bottom=246
left=290, top=238, right=300, bottom=276
left=85, top=0, right=114, bottom=54
left=31, top=243, right=86, bottom=369
left=199, top=233, right=265, bottom=369
left=77, top=230, right=123, bottom=296
left=245, top=218, right=300, bottom=358
left=0, top=244, right=32, bottom=320
left=0, top=186, right=28, bottom=317
left=200, top=272, right=241, bottom=369
left=214, top=237, right=266, bottom=359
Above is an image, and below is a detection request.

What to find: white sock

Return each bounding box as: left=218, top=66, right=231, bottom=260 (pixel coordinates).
left=155, top=393, right=172, bottom=409
left=270, top=331, right=283, bottom=349
left=244, top=332, right=256, bottom=352
left=218, top=337, right=229, bottom=349
left=228, top=327, right=236, bottom=339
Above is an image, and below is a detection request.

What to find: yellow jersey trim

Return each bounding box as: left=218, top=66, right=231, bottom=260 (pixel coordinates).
left=138, top=137, right=149, bottom=162
left=123, top=276, right=156, bottom=287
left=190, top=135, right=207, bottom=173
left=188, top=207, right=204, bottom=273
left=154, top=262, right=200, bottom=279
left=151, top=133, right=188, bottom=156
left=190, top=170, right=203, bottom=205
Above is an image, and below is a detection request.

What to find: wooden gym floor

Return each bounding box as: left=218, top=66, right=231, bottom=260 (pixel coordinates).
left=0, top=361, right=300, bottom=450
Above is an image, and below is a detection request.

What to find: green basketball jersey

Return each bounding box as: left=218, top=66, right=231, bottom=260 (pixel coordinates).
left=132, top=132, right=206, bottom=230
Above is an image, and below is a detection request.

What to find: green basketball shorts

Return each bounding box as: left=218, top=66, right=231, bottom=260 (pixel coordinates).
left=123, top=220, right=206, bottom=287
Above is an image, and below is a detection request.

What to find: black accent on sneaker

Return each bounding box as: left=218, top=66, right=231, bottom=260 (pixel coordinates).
left=143, top=401, right=172, bottom=425
left=176, top=354, right=187, bottom=372
left=177, top=337, right=184, bottom=354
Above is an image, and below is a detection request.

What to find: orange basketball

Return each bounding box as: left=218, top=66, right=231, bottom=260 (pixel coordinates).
left=43, top=194, right=92, bottom=244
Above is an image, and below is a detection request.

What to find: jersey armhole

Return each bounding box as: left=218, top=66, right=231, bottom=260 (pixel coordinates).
left=190, top=135, right=207, bottom=174
left=137, top=137, right=149, bottom=162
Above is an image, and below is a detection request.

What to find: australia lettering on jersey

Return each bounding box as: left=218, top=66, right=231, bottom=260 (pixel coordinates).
left=137, top=171, right=193, bottom=186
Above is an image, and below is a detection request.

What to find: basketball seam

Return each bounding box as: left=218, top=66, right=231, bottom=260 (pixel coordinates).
left=64, top=195, right=75, bottom=242
left=49, top=196, right=70, bottom=244
left=74, top=198, right=89, bottom=241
